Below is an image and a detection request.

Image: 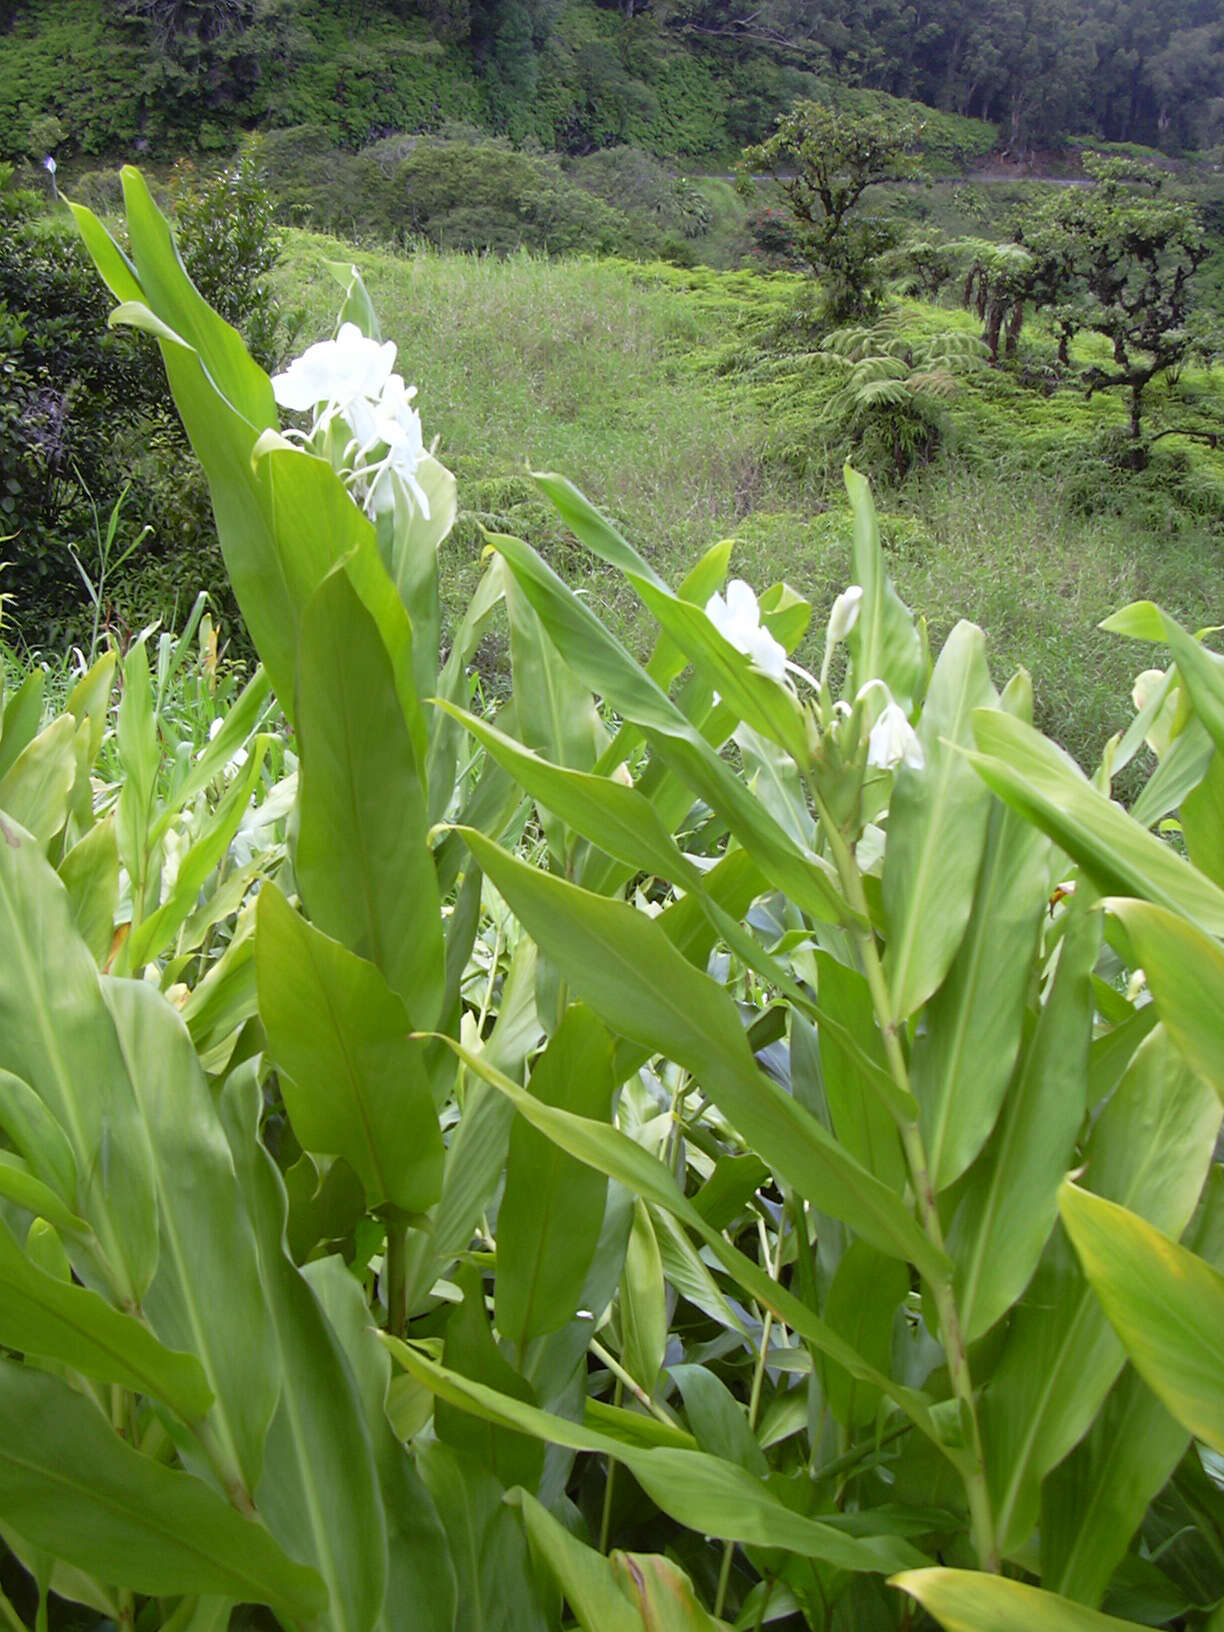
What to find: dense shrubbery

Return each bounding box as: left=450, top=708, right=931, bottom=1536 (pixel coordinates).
left=2, top=173, right=1224, bottom=1632
left=0, top=152, right=291, bottom=648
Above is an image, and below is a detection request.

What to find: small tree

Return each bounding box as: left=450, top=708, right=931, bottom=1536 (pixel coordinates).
left=1034, top=154, right=1207, bottom=461
left=740, top=101, right=922, bottom=321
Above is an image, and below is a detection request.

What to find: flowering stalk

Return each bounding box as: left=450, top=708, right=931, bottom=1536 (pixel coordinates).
left=806, top=773, right=998, bottom=1572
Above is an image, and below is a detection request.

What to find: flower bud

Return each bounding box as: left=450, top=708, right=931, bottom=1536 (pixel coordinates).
left=827, top=584, right=863, bottom=644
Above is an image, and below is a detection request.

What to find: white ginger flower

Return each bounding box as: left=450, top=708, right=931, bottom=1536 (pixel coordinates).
left=271, top=322, right=397, bottom=427
left=704, top=579, right=787, bottom=681
left=866, top=698, right=924, bottom=772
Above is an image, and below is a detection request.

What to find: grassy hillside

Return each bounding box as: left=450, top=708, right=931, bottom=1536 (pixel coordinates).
left=275, top=230, right=1224, bottom=778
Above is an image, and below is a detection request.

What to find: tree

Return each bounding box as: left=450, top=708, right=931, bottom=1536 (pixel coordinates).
left=1033, top=153, right=1208, bottom=460
left=740, top=100, right=922, bottom=321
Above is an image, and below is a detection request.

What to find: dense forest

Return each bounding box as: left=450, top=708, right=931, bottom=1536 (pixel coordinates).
left=1, top=0, right=1222, bottom=161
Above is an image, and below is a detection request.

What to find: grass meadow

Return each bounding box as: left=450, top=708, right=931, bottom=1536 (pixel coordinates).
left=277, top=229, right=1224, bottom=775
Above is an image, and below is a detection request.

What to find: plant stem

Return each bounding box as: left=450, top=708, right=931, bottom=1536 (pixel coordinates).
left=809, top=780, right=998, bottom=1571
left=714, top=1211, right=787, bottom=1621
left=589, top=1338, right=676, bottom=1428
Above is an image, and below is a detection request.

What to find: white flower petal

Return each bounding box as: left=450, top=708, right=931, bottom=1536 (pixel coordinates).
left=828, top=585, right=863, bottom=643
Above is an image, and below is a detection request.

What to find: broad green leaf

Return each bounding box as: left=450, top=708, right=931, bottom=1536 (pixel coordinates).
left=438, top=1264, right=545, bottom=1494
left=0, top=669, right=45, bottom=782
left=1106, top=603, right=1224, bottom=755
left=653, top=1205, right=746, bottom=1335
left=670, top=1364, right=768, bottom=1476
left=0, top=715, right=77, bottom=846
left=305, top=1255, right=458, bottom=1632
left=843, top=464, right=925, bottom=716
left=103, top=979, right=279, bottom=1499
left=220, top=1065, right=388, bottom=1632
left=114, top=639, right=158, bottom=916
left=1105, top=897, right=1224, bottom=1104
left=883, top=622, right=996, bottom=1022
left=913, top=798, right=1050, bottom=1190
left=968, top=710, right=1224, bottom=936
left=0, top=1067, right=77, bottom=1201
left=435, top=700, right=705, bottom=893
left=1060, top=1182, right=1224, bottom=1454
left=418, top=1440, right=551, bottom=1632
left=1042, top=1364, right=1189, bottom=1608
left=257, top=884, right=443, bottom=1214
left=57, top=816, right=119, bottom=967
left=387, top=1340, right=928, bottom=1575
left=1181, top=749, right=1224, bottom=886
left=496, top=1005, right=615, bottom=1352
left=621, top=1197, right=667, bottom=1395
left=800, top=965, right=906, bottom=1191
left=515, top=1489, right=642, bottom=1632
left=295, top=568, right=443, bottom=1026
left=0, top=814, right=157, bottom=1305
left=612, top=1552, right=729, bottom=1631
left=459, top=827, right=942, bottom=1282
left=1128, top=717, right=1213, bottom=830
left=0, top=1151, right=83, bottom=1234
left=818, top=1242, right=910, bottom=1430
left=892, top=1568, right=1150, bottom=1630
left=0, top=1358, right=324, bottom=1616
left=947, top=899, right=1098, bottom=1343
left=982, top=1025, right=1220, bottom=1553
left=0, top=1213, right=211, bottom=1420
left=486, top=531, right=849, bottom=925
left=425, top=1034, right=944, bottom=1451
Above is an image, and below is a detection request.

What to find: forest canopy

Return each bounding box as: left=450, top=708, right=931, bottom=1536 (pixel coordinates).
left=1, top=0, right=1222, bottom=157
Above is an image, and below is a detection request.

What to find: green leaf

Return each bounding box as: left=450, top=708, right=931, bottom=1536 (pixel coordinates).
left=891, top=1568, right=1150, bottom=1630
left=0, top=670, right=45, bottom=783
left=220, top=1065, right=389, bottom=1632
left=0, top=1068, right=77, bottom=1202
left=1042, top=1365, right=1189, bottom=1609
left=257, top=884, right=443, bottom=1214
left=0, top=814, right=157, bottom=1306
left=1105, top=897, right=1224, bottom=1104
left=0, top=1213, right=211, bottom=1420
left=1060, top=1182, right=1224, bottom=1454
left=458, top=828, right=942, bottom=1281
left=621, top=1198, right=667, bottom=1395
left=295, top=568, right=444, bottom=1025
left=515, top=1489, right=642, bottom=1632
left=0, top=715, right=77, bottom=846
left=103, top=979, right=279, bottom=1499
left=424, top=1033, right=943, bottom=1450
left=435, top=700, right=705, bottom=894
left=418, top=1441, right=551, bottom=1632
left=913, top=797, right=1050, bottom=1190
left=304, top=1255, right=458, bottom=1632
left=1181, top=749, right=1224, bottom=886
left=843, top=464, right=924, bottom=715
left=57, top=817, right=119, bottom=968
left=670, top=1364, right=768, bottom=1476
left=818, top=1242, right=911, bottom=1430
left=496, top=1005, right=615, bottom=1352
left=438, top=1264, right=545, bottom=1494
left=883, top=622, right=997, bottom=1022
left=981, top=1025, right=1220, bottom=1553
left=127, top=741, right=268, bottom=971
left=947, top=899, right=1098, bottom=1343
left=387, top=1340, right=928, bottom=1575
left=0, top=1358, right=325, bottom=1616
left=486, top=531, right=849, bottom=925
left=968, top=710, right=1224, bottom=936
